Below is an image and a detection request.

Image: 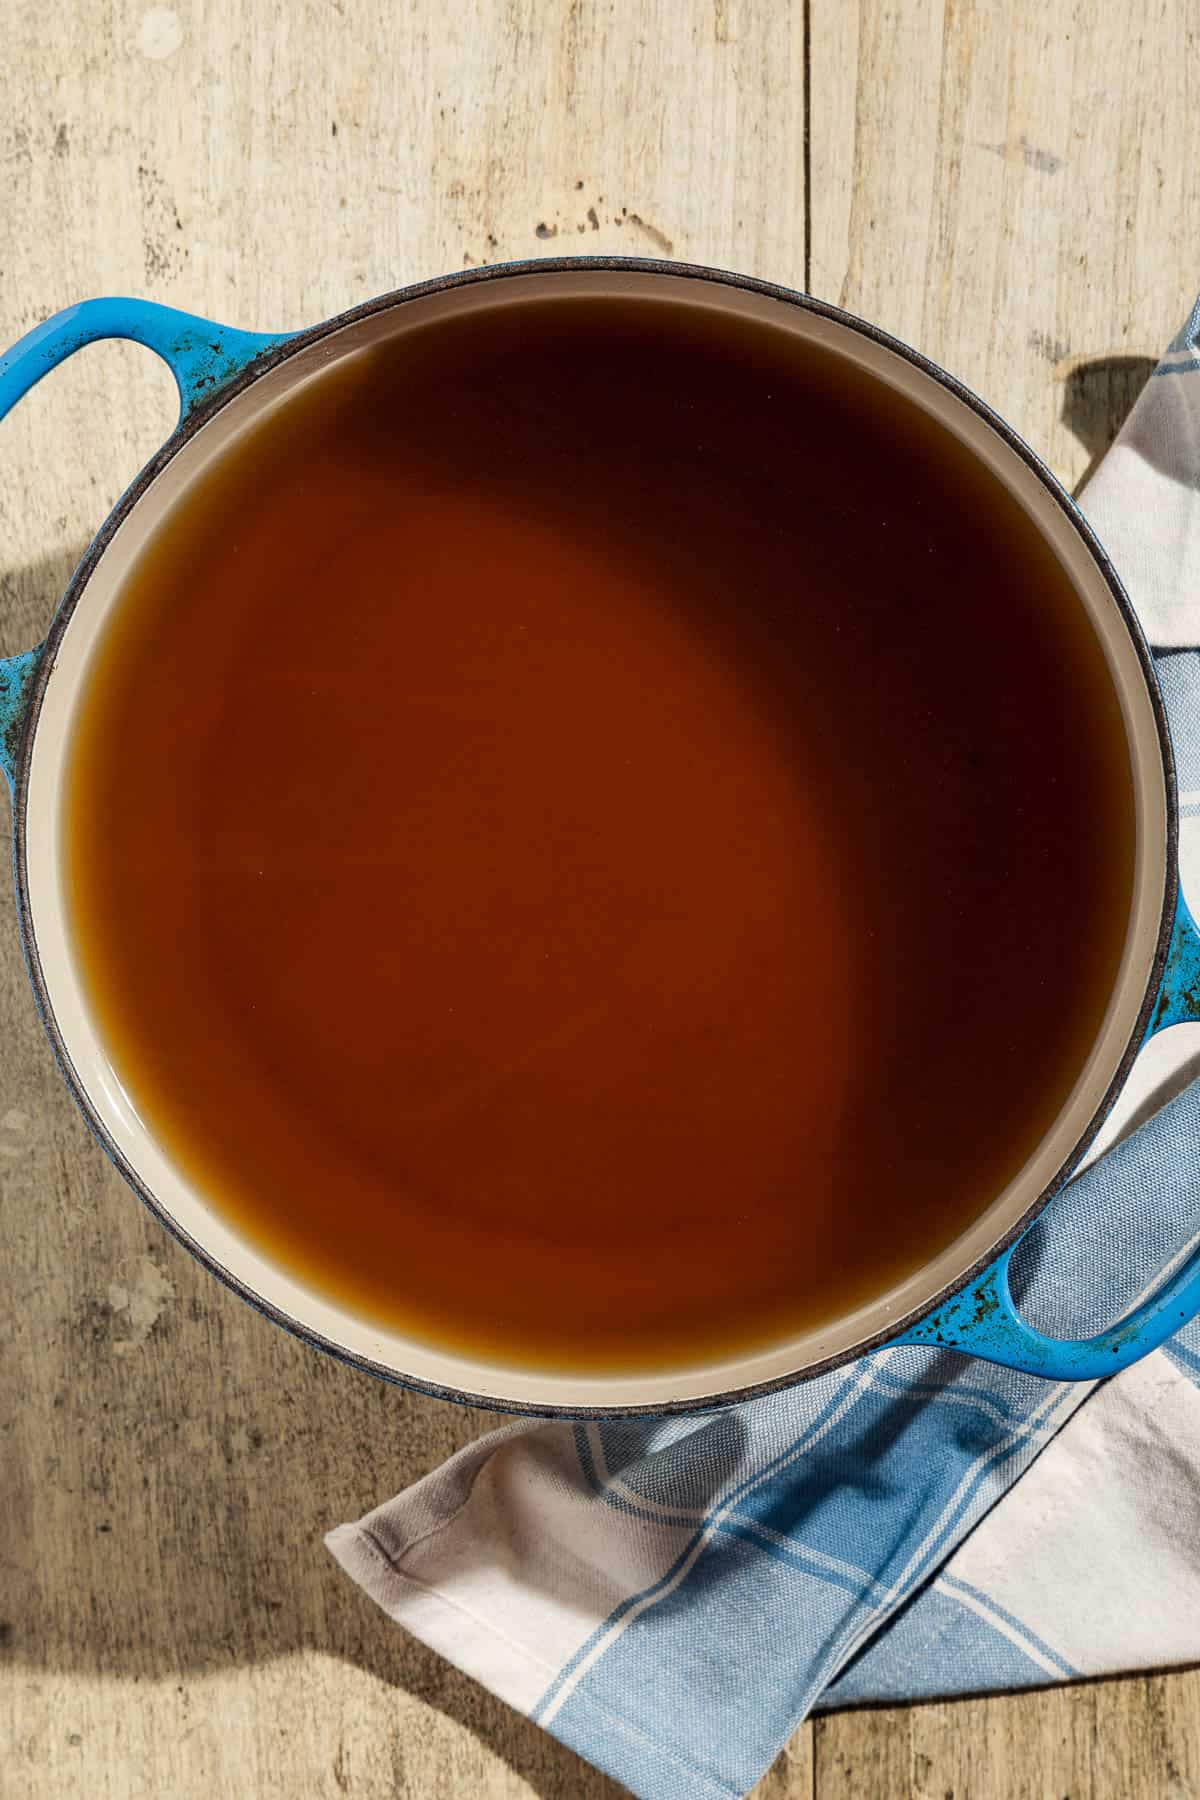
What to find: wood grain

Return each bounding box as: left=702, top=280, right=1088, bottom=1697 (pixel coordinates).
left=813, top=1674, right=1200, bottom=1800
left=0, top=4, right=810, bottom=1797
left=808, top=0, right=1196, bottom=498
left=809, top=2, right=1200, bottom=1792
left=0, top=1, right=1198, bottom=1796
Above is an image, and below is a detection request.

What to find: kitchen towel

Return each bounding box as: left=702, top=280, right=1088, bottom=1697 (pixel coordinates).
left=328, top=307, right=1200, bottom=1800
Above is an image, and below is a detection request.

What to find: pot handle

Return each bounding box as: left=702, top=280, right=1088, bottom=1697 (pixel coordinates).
left=896, top=1233, right=1200, bottom=1380
left=895, top=886, right=1200, bottom=1378
left=0, top=296, right=294, bottom=784
left=1146, top=886, right=1200, bottom=1037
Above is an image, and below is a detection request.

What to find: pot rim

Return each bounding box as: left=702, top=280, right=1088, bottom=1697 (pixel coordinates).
left=11, top=255, right=1180, bottom=1416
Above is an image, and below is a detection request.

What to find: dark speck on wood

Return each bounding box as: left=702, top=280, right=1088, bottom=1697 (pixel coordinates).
left=627, top=211, right=674, bottom=254
left=1028, top=328, right=1071, bottom=363
left=981, top=135, right=1063, bottom=174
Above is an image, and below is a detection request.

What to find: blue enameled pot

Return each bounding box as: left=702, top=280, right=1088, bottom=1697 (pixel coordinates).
left=1, top=260, right=1197, bottom=1415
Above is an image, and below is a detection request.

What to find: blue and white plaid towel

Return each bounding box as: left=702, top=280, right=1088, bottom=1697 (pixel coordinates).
left=327, top=308, right=1200, bottom=1800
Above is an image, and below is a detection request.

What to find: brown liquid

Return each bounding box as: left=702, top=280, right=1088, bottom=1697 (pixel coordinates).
left=65, top=290, right=1135, bottom=1372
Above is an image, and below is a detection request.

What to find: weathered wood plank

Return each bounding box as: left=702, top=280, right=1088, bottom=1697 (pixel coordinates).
left=810, top=1, right=1200, bottom=1790
left=0, top=3, right=811, bottom=1796
left=5, top=1, right=1200, bottom=1795
left=809, top=0, right=1193, bottom=496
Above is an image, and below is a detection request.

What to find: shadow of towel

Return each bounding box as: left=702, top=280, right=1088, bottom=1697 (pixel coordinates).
left=1061, top=354, right=1157, bottom=495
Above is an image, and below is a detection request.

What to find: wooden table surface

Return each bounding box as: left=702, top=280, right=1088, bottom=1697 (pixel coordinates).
left=2, top=3, right=1198, bottom=1795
